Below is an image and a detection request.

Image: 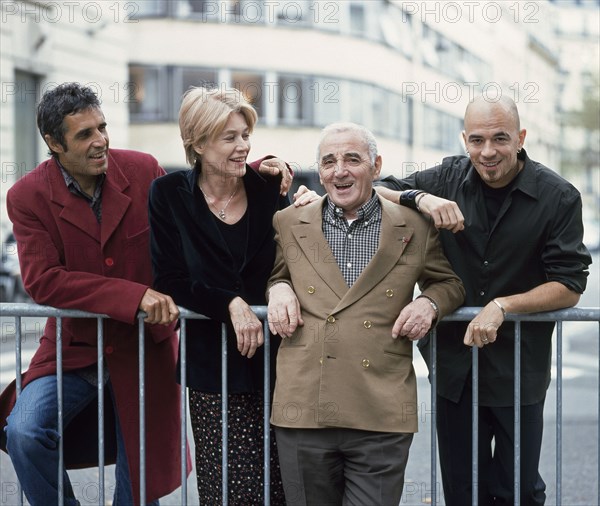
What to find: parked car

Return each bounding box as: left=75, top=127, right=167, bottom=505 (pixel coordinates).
left=0, top=233, right=27, bottom=303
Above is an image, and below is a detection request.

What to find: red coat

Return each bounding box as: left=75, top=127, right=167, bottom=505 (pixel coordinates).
left=0, top=149, right=190, bottom=504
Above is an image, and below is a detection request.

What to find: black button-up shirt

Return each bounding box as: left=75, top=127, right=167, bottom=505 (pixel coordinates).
left=378, top=150, right=591, bottom=406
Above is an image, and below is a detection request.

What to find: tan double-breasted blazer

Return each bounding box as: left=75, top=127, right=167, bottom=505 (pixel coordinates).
left=268, top=195, right=465, bottom=433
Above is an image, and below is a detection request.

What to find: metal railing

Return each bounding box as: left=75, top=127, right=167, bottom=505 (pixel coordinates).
left=0, top=303, right=599, bottom=505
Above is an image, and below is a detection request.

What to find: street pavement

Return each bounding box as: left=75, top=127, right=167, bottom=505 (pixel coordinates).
left=0, top=253, right=598, bottom=505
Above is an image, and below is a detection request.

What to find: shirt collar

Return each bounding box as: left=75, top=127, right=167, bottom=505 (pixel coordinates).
left=324, top=190, right=380, bottom=223
left=57, top=160, right=105, bottom=200
left=462, top=148, right=538, bottom=200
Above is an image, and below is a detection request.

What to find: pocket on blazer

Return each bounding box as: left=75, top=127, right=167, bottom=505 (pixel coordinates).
left=125, top=226, right=150, bottom=244
left=382, top=349, right=412, bottom=371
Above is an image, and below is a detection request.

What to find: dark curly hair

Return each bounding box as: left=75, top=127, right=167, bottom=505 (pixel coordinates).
left=37, top=82, right=101, bottom=156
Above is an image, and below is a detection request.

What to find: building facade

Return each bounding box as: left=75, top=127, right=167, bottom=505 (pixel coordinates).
left=0, top=0, right=587, bottom=239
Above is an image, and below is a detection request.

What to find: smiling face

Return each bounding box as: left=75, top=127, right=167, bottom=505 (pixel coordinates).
left=318, top=130, right=382, bottom=219
left=462, top=100, right=526, bottom=189
left=45, top=107, right=109, bottom=195
left=197, top=112, right=250, bottom=180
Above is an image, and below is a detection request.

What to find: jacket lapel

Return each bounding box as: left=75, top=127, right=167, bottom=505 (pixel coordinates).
left=292, top=198, right=348, bottom=300
left=100, top=152, right=131, bottom=249
left=333, top=198, right=413, bottom=313
left=243, top=168, right=281, bottom=270
left=48, top=160, right=100, bottom=243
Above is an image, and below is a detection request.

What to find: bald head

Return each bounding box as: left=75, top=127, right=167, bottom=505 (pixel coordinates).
left=461, top=94, right=526, bottom=188
left=465, top=95, right=520, bottom=131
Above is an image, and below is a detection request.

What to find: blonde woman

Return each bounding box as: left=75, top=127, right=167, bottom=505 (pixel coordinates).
left=148, top=86, right=303, bottom=504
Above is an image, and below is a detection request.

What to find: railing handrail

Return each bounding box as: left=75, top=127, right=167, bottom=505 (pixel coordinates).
left=1, top=303, right=598, bottom=322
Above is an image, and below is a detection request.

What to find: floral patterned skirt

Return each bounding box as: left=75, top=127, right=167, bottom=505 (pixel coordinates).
left=189, top=390, right=286, bottom=505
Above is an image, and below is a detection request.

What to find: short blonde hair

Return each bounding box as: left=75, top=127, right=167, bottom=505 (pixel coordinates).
left=179, top=87, right=258, bottom=166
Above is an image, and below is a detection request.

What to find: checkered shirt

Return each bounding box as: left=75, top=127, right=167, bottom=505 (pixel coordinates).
left=322, top=191, right=382, bottom=287
left=58, top=162, right=105, bottom=223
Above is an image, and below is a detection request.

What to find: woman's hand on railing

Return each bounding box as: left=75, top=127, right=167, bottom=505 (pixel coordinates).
left=228, top=296, right=264, bottom=358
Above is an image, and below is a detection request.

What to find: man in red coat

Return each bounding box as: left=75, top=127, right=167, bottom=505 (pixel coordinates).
left=0, top=82, right=185, bottom=505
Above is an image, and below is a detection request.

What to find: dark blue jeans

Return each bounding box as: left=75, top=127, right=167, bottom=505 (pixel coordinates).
left=4, top=373, right=158, bottom=506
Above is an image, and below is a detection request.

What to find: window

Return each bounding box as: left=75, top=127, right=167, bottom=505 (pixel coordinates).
left=128, top=65, right=413, bottom=145
left=232, top=72, right=265, bottom=118
left=423, top=106, right=461, bottom=152
left=129, top=65, right=169, bottom=121
left=132, top=0, right=168, bottom=17
left=274, top=0, right=310, bottom=26
left=14, top=71, right=41, bottom=181
left=177, top=68, right=218, bottom=95
left=312, top=78, right=341, bottom=127
left=172, top=68, right=218, bottom=116
left=349, top=3, right=366, bottom=35
left=278, top=75, right=309, bottom=126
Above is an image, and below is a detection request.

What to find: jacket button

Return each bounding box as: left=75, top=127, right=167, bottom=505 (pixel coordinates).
left=361, top=358, right=370, bottom=368
left=386, top=289, right=394, bottom=297
left=307, top=286, right=315, bottom=294
left=105, top=257, right=114, bottom=267
left=327, top=315, right=336, bottom=324
left=105, top=346, right=114, bottom=355
left=363, top=320, right=372, bottom=329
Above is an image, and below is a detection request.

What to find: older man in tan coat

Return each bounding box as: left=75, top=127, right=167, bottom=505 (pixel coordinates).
left=267, top=123, right=465, bottom=506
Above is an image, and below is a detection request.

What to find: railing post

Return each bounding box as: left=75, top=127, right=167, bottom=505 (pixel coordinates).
left=556, top=321, right=563, bottom=504
left=514, top=322, right=521, bottom=506
left=180, top=317, right=188, bottom=504
left=57, top=317, right=64, bottom=506
left=222, top=323, right=229, bottom=506
left=14, top=317, right=23, bottom=506
left=430, top=329, right=437, bottom=506
left=472, top=346, right=479, bottom=506
left=97, top=318, right=105, bottom=506
left=138, top=318, right=146, bottom=505
left=263, top=319, right=271, bottom=506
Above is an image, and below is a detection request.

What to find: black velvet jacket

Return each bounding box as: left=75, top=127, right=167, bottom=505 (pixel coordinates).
left=149, top=162, right=289, bottom=392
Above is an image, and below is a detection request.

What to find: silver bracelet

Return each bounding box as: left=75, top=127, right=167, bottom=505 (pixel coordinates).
left=415, top=192, right=428, bottom=213
left=418, top=295, right=439, bottom=321
left=492, top=298, right=506, bottom=317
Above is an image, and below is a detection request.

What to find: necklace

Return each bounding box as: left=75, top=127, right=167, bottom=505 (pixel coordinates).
left=198, top=180, right=239, bottom=220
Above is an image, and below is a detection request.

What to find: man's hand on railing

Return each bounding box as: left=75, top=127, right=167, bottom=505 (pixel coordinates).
left=139, top=288, right=180, bottom=325
left=463, top=301, right=505, bottom=348
left=392, top=297, right=436, bottom=341
left=229, top=296, right=264, bottom=358
left=267, top=282, right=304, bottom=338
